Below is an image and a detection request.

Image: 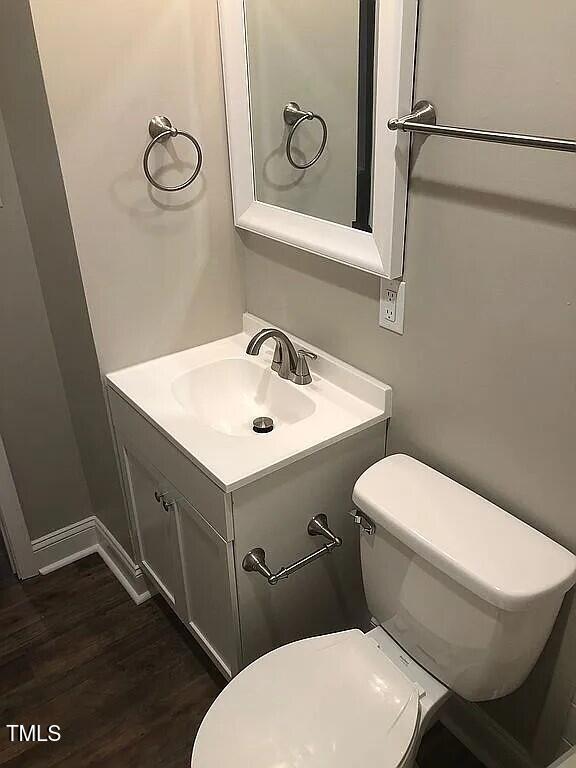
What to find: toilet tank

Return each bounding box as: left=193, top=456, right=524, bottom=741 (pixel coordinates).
left=352, top=455, right=576, bottom=701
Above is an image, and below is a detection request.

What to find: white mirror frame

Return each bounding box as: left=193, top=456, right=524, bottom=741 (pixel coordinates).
left=218, top=0, right=418, bottom=278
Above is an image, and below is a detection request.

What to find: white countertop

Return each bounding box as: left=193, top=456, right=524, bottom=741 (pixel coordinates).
left=106, top=315, right=392, bottom=491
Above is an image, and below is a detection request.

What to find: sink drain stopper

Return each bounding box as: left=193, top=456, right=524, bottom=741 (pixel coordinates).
left=253, top=416, right=274, bottom=434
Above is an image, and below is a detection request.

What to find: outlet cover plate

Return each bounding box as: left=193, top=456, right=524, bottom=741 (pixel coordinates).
left=379, top=278, right=406, bottom=334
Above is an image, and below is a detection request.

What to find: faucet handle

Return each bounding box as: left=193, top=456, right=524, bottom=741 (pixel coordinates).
left=291, top=348, right=317, bottom=385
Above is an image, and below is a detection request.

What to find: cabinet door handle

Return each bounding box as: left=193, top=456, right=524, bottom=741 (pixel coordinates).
left=154, top=489, right=181, bottom=510
left=154, top=490, right=174, bottom=510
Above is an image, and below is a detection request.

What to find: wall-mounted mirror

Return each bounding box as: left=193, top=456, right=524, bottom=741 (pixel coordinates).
left=245, top=0, right=373, bottom=231
left=218, top=0, right=418, bottom=278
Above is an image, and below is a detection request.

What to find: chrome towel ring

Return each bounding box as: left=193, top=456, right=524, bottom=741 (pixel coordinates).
left=283, top=102, right=328, bottom=170
left=143, top=115, right=203, bottom=191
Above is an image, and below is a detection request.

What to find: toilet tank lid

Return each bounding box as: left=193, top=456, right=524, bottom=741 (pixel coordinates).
left=352, top=455, right=576, bottom=611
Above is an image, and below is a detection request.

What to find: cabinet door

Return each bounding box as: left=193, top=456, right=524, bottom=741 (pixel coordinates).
left=124, top=450, right=176, bottom=605
left=176, top=498, right=237, bottom=678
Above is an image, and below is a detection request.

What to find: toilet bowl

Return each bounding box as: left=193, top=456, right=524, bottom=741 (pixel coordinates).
left=191, top=626, right=449, bottom=768
left=191, top=455, right=576, bottom=768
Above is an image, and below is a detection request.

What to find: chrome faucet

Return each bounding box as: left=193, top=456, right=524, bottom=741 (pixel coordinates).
left=246, top=328, right=317, bottom=385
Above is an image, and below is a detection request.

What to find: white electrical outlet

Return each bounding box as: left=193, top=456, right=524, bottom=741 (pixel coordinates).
left=379, top=278, right=406, bottom=334
left=381, top=288, right=397, bottom=322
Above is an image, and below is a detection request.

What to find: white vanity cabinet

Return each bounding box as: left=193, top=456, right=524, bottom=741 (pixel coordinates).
left=122, top=448, right=237, bottom=678
left=123, top=444, right=237, bottom=676
left=175, top=496, right=237, bottom=675
left=124, top=450, right=180, bottom=608
left=109, top=389, right=239, bottom=677
left=105, top=332, right=390, bottom=680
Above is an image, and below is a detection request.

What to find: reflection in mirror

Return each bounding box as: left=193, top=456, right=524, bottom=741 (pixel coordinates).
left=244, top=0, right=375, bottom=232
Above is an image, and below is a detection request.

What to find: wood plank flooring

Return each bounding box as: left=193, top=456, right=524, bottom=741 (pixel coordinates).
left=0, top=554, right=484, bottom=767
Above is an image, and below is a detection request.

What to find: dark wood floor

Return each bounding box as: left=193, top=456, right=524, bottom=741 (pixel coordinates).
left=0, top=555, right=484, bottom=767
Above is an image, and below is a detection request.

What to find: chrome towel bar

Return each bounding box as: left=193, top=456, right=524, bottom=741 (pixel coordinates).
left=388, top=100, right=576, bottom=154
left=242, top=514, right=342, bottom=585
left=143, top=115, right=203, bottom=191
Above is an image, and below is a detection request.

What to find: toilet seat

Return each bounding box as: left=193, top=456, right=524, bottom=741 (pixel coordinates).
left=191, top=629, right=421, bottom=768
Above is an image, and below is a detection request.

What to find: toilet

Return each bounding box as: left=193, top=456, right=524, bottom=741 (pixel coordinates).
left=191, top=455, right=576, bottom=767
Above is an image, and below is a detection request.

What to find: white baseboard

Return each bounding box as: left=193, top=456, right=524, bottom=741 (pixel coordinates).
left=33, top=518, right=98, bottom=574
left=94, top=518, right=151, bottom=605
left=32, top=517, right=151, bottom=605
left=442, top=697, right=537, bottom=768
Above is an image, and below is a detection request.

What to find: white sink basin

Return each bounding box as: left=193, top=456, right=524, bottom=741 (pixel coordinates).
left=171, top=358, right=316, bottom=437
left=106, top=314, right=392, bottom=491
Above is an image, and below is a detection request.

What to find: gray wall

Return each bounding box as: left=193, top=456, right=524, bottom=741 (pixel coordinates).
left=242, top=0, right=576, bottom=761
left=29, top=0, right=245, bottom=374
left=0, top=109, right=92, bottom=539
left=0, top=1, right=128, bottom=549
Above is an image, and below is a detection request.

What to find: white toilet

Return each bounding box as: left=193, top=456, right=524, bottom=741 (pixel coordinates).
left=191, top=455, right=576, bottom=768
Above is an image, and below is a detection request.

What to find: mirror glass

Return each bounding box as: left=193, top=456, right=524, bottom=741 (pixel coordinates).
left=244, top=0, right=376, bottom=232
